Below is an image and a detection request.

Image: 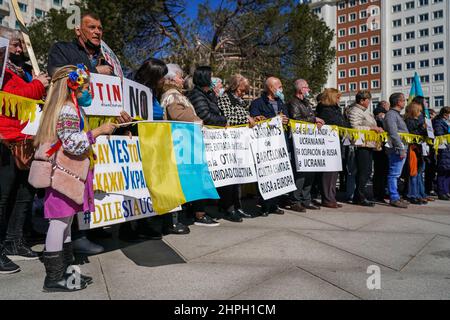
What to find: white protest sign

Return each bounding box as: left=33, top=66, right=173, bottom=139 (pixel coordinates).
left=249, top=117, right=296, bottom=200
left=83, top=73, right=123, bottom=116
left=203, top=127, right=257, bottom=188
left=123, top=78, right=153, bottom=120
left=425, top=117, right=435, bottom=139
left=21, top=105, right=42, bottom=136
left=78, top=136, right=157, bottom=230
left=291, top=122, right=342, bottom=172
left=0, top=37, right=9, bottom=88
left=101, top=40, right=124, bottom=79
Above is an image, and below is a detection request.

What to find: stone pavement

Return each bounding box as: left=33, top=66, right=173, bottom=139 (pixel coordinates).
left=1, top=200, right=450, bottom=300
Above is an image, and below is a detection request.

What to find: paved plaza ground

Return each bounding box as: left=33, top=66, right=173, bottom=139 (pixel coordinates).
left=1, top=199, right=450, bottom=300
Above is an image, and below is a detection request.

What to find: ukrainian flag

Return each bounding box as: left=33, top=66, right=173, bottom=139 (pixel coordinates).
left=409, top=72, right=430, bottom=117
left=138, top=122, right=219, bottom=214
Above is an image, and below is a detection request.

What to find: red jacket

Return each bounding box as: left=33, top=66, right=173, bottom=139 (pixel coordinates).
left=0, top=68, right=45, bottom=142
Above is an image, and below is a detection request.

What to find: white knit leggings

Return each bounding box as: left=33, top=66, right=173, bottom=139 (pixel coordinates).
left=45, top=216, right=73, bottom=252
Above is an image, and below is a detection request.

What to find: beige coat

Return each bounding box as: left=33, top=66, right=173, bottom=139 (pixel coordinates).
left=348, top=104, right=378, bottom=148
left=161, top=86, right=202, bottom=123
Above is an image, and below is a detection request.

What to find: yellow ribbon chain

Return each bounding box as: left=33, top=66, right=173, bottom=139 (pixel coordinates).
left=0, top=91, right=44, bottom=123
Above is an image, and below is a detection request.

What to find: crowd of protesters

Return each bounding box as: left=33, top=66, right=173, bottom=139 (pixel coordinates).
left=0, top=13, right=449, bottom=292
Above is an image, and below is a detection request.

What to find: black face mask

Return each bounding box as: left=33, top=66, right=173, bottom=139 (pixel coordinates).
left=9, top=53, right=27, bottom=67
left=80, top=29, right=101, bottom=51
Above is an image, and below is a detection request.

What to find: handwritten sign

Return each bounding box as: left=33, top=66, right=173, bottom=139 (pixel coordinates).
left=123, top=78, right=153, bottom=120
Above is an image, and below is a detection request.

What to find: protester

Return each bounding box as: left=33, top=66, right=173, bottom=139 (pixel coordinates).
left=372, top=101, right=390, bottom=202
left=384, top=93, right=409, bottom=208
left=404, top=102, right=428, bottom=205
left=47, top=12, right=132, bottom=254
left=342, top=101, right=357, bottom=202
left=160, top=63, right=201, bottom=233
left=186, top=66, right=225, bottom=226
left=48, top=13, right=113, bottom=76
left=347, top=91, right=384, bottom=207
left=0, top=33, right=50, bottom=274
left=316, top=88, right=349, bottom=208
left=33, top=65, right=116, bottom=292
left=432, top=107, right=450, bottom=200
left=425, top=109, right=438, bottom=196
left=217, top=74, right=256, bottom=219
left=287, top=79, right=324, bottom=211
left=249, top=77, right=289, bottom=216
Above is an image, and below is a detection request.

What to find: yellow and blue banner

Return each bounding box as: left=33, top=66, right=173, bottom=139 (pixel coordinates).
left=137, top=121, right=219, bottom=213
left=408, top=72, right=430, bottom=118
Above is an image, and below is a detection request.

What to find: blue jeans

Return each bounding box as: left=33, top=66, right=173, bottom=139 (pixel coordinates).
left=387, top=153, right=406, bottom=202
left=408, top=162, right=427, bottom=199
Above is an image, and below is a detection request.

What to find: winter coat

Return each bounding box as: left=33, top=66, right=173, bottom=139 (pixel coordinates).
left=316, top=103, right=349, bottom=128
left=348, top=104, right=378, bottom=148
left=217, top=91, right=249, bottom=126
left=287, top=95, right=316, bottom=123
left=186, top=86, right=227, bottom=126
left=249, top=92, right=288, bottom=119
left=161, top=86, right=201, bottom=123
left=433, top=116, right=450, bottom=171
left=0, top=68, right=46, bottom=142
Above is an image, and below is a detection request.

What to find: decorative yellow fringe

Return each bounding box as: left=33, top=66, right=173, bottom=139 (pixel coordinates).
left=0, top=91, right=44, bottom=123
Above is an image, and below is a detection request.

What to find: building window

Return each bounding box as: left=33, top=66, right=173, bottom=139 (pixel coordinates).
left=360, top=67, right=368, bottom=76
left=360, top=10, right=367, bottom=19
left=393, top=34, right=402, bottom=42
left=338, top=56, right=346, bottom=65
left=433, top=41, right=444, bottom=50
left=338, top=1, right=346, bottom=10
left=53, top=0, right=63, bottom=5
left=433, top=10, right=443, bottom=19
left=360, top=82, right=369, bottom=90
left=349, top=0, right=356, bottom=8
left=406, top=62, right=416, bottom=70
left=393, top=64, right=402, bottom=72
left=405, top=16, right=415, bottom=25
left=405, top=31, right=415, bottom=40
left=434, top=96, right=444, bottom=108
left=393, top=79, right=402, bottom=86
left=349, top=13, right=357, bottom=22
left=406, top=77, right=414, bottom=85
left=360, top=39, right=368, bottom=47
left=349, top=27, right=357, bottom=35
left=419, top=13, right=429, bottom=22
left=405, top=46, right=416, bottom=55
left=339, top=70, right=346, bottom=79
left=349, top=69, right=357, bottom=77
left=372, top=51, right=380, bottom=60
left=372, top=80, right=380, bottom=89
left=392, top=4, right=401, bottom=13
left=433, top=26, right=444, bottom=35
left=349, top=55, right=357, bottom=63
left=419, top=0, right=429, bottom=6
left=339, top=29, right=346, bottom=37
left=433, top=73, right=444, bottom=82
left=419, top=44, right=429, bottom=53
left=339, top=84, right=346, bottom=92
left=349, top=83, right=357, bottom=91
left=420, top=60, right=430, bottom=68
left=35, top=9, right=45, bottom=18
left=371, top=36, right=379, bottom=45
left=419, top=29, right=429, bottom=37
left=349, top=40, right=357, bottom=49
left=405, top=1, right=415, bottom=10
left=433, top=57, right=444, bottom=66
left=360, top=53, right=368, bottom=61
left=18, top=2, right=27, bottom=12
left=339, top=15, right=346, bottom=24
left=339, top=43, right=346, bottom=51
left=392, top=49, right=402, bottom=57
left=371, top=65, right=380, bottom=74
left=393, top=19, right=402, bottom=28
left=420, top=75, right=430, bottom=83
left=360, top=24, right=368, bottom=33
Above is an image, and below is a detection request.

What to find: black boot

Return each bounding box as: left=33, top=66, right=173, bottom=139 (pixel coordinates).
left=42, top=251, right=87, bottom=292
left=63, top=243, right=93, bottom=285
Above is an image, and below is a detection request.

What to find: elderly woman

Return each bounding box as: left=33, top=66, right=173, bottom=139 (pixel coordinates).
left=215, top=74, right=256, bottom=219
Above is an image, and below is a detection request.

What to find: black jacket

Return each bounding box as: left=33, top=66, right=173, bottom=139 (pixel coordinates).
left=249, top=92, right=288, bottom=119
left=405, top=118, right=427, bottom=136
left=47, top=39, right=110, bottom=76
left=287, top=96, right=316, bottom=122
left=186, top=87, right=227, bottom=126
left=433, top=116, right=450, bottom=171
left=316, top=103, right=349, bottom=128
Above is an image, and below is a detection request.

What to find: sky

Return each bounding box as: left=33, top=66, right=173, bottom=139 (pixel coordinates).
left=184, top=0, right=222, bottom=19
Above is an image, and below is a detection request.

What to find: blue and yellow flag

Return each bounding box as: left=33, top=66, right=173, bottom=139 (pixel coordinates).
left=408, top=72, right=430, bottom=118
left=138, top=122, right=219, bottom=214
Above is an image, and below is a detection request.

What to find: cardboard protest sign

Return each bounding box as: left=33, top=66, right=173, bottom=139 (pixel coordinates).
left=0, top=37, right=9, bottom=88
left=123, top=78, right=153, bottom=120
left=78, top=136, right=157, bottom=230
left=291, top=122, right=342, bottom=172
left=203, top=127, right=257, bottom=188
left=249, top=117, right=296, bottom=200
left=101, top=40, right=124, bottom=79
left=83, top=73, right=123, bottom=116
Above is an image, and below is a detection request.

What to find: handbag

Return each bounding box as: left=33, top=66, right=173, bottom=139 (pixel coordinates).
left=28, top=142, right=90, bottom=205
left=3, top=139, right=35, bottom=170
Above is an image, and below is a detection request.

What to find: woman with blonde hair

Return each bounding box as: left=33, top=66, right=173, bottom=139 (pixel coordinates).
left=316, top=88, right=350, bottom=208
left=33, top=65, right=116, bottom=292
left=404, top=102, right=428, bottom=205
